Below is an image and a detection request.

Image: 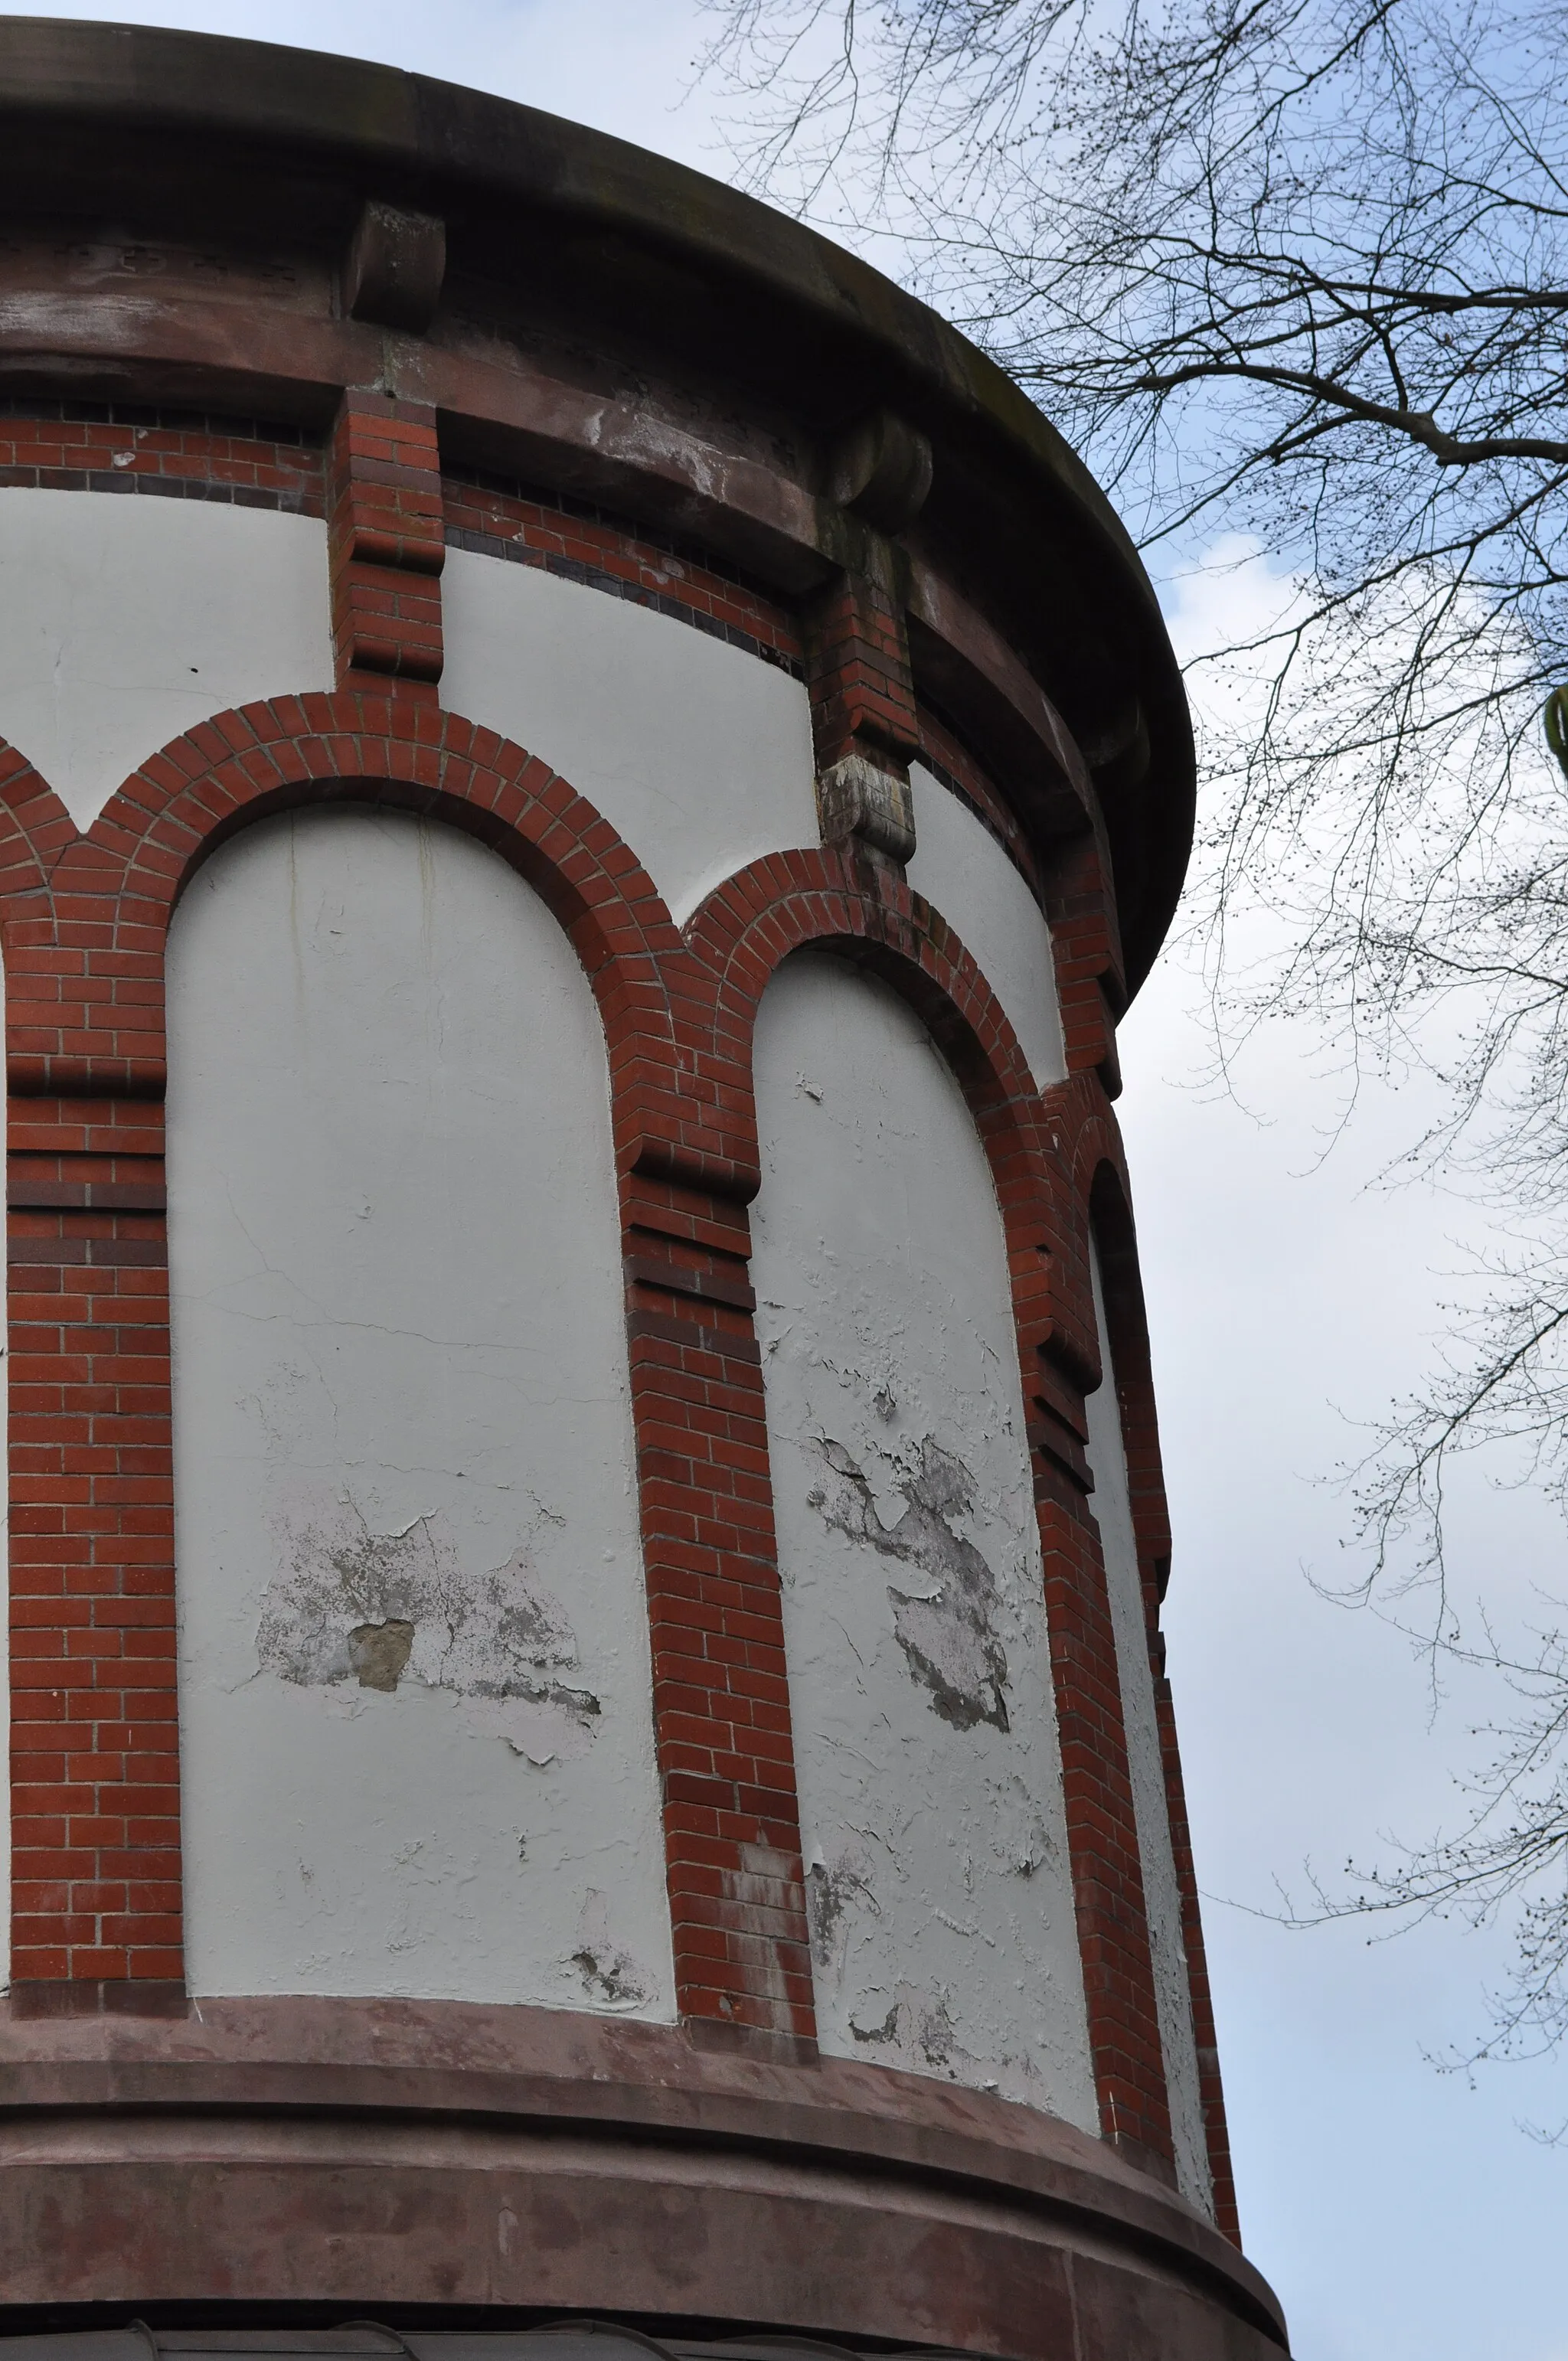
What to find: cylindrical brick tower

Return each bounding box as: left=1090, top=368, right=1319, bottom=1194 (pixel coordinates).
left=0, top=20, right=1285, bottom=2361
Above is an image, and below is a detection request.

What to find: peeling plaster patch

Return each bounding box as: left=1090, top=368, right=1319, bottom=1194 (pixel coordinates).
left=805, top=1848, right=880, bottom=1971
left=848, top=1987, right=962, bottom=2076
left=849, top=2001, right=900, bottom=2046
left=570, top=1893, right=652, bottom=2010
left=256, top=1500, right=602, bottom=1765
left=348, top=1620, right=413, bottom=1692
left=750, top=953, right=1099, bottom=2130
left=812, top=1437, right=1010, bottom=1731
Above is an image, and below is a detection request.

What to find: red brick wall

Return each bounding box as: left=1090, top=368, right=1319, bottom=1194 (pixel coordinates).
left=8, top=1092, right=179, bottom=2001
left=0, top=403, right=323, bottom=514
left=328, top=395, right=443, bottom=691
left=0, top=469, right=1231, bottom=2202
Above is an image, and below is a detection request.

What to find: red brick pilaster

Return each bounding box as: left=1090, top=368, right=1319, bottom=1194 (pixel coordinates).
left=805, top=566, right=920, bottom=776
left=1011, top=1116, right=1174, bottom=2179
left=0, top=733, right=185, bottom=2006
left=1046, top=823, right=1126, bottom=1092
left=8, top=1083, right=181, bottom=2005
left=1031, top=1438, right=1174, bottom=2175
left=805, top=565, right=920, bottom=860
left=622, top=1168, right=816, bottom=2053
left=327, top=394, right=444, bottom=694
left=1095, top=1177, right=1242, bottom=2241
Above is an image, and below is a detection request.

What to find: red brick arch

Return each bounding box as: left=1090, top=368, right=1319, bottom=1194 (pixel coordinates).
left=0, top=705, right=1172, bottom=2180
left=0, top=694, right=730, bottom=2007
left=684, top=845, right=1176, bottom=2173
left=0, top=737, right=80, bottom=923
left=3, top=694, right=716, bottom=1177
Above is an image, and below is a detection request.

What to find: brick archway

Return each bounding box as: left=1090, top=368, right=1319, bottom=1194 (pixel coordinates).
left=0, top=696, right=716, bottom=2007
left=685, top=845, right=1176, bottom=2172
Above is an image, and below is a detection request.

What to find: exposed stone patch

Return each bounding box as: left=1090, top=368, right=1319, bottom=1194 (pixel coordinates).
left=256, top=1501, right=602, bottom=1763
left=810, top=1436, right=1011, bottom=1731
left=346, top=1618, right=414, bottom=1692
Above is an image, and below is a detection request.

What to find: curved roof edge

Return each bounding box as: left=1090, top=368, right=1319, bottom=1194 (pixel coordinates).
left=0, top=14, right=1195, bottom=987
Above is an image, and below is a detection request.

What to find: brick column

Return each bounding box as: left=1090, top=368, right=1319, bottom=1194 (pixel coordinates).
left=622, top=1168, right=816, bottom=2056
left=8, top=1094, right=181, bottom=2008
left=1016, top=1092, right=1175, bottom=2180
left=327, top=392, right=444, bottom=693
left=1032, top=1432, right=1174, bottom=2176
left=1046, top=823, right=1126, bottom=1095
left=805, top=558, right=919, bottom=862
left=1098, top=1197, right=1242, bottom=2236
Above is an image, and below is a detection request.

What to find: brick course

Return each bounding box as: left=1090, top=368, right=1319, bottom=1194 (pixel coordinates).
left=443, top=471, right=802, bottom=676
left=0, top=403, right=323, bottom=514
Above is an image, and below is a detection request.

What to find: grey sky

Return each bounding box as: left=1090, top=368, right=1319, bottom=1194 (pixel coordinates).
left=14, top=4, right=1567, bottom=2352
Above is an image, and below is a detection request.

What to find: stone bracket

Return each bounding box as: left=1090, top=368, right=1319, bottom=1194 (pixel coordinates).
left=345, top=200, right=447, bottom=334
left=815, top=752, right=917, bottom=864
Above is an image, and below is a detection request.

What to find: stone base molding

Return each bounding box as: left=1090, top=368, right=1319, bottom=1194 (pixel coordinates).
left=0, top=1994, right=1285, bottom=2356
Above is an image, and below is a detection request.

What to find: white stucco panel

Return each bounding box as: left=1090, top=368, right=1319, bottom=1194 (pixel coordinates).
left=168, top=807, right=674, bottom=2015
left=0, top=488, right=333, bottom=831
left=439, top=547, right=818, bottom=923
left=1086, top=1240, right=1214, bottom=2212
left=906, top=764, right=1067, bottom=1093
left=750, top=953, right=1097, bottom=2128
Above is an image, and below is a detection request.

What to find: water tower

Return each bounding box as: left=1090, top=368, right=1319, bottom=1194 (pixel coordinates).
left=0, top=22, right=1285, bottom=2361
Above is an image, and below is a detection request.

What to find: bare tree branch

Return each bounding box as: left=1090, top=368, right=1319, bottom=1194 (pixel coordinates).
left=701, top=0, right=1568, bottom=2070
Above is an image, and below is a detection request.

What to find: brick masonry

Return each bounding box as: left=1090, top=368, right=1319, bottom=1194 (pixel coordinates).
left=1092, top=1153, right=1243, bottom=2242
left=0, top=469, right=1236, bottom=2213
left=0, top=403, right=323, bottom=514
left=327, top=394, right=444, bottom=691
left=443, top=470, right=803, bottom=677
left=805, top=565, right=920, bottom=779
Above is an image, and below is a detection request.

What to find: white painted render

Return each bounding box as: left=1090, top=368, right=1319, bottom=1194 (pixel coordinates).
left=750, top=952, right=1097, bottom=2127
left=439, top=547, right=819, bottom=923
left=168, top=807, right=674, bottom=2015
left=906, top=764, right=1067, bottom=1093
left=1086, top=1239, right=1214, bottom=2212
left=0, top=489, right=333, bottom=832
